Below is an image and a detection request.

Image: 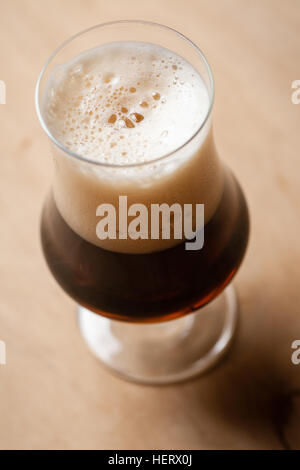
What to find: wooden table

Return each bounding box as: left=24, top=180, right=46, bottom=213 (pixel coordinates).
left=0, top=0, right=300, bottom=450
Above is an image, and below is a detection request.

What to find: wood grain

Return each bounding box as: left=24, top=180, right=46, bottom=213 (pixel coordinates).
left=0, top=0, right=300, bottom=449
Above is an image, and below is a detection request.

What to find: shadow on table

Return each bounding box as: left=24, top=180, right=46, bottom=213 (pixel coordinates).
left=179, top=294, right=300, bottom=450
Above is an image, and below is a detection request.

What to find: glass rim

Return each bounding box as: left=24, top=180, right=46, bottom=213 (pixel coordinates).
left=35, top=20, right=215, bottom=169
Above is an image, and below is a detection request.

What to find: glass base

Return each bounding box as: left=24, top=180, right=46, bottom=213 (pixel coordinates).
left=77, top=285, right=238, bottom=385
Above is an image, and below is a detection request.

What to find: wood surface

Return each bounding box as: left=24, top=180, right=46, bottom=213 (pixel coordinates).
left=0, top=0, right=300, bottom=449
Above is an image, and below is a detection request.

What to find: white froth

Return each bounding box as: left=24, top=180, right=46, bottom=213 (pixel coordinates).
left=43, top=42, right=210, bottom=165
left=43, top=41, right=223, bottom=253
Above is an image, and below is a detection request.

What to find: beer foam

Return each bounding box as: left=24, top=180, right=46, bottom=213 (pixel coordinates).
left=42, top=42, right=224, bottom=253
left=44, top=42, right=209, bottom=165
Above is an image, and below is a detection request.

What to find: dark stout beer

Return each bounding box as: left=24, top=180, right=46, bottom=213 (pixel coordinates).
left=39, top=40, right=249, bottom=323
left=41, top=171, right=249, bottom=322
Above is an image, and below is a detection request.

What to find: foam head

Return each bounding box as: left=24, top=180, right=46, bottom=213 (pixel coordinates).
left=42, top=41, right=223, bottom=253
left=43, top=42, right=210, bottom=164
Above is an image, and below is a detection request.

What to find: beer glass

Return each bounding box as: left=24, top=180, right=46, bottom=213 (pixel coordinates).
left=36, top=21, right=249, bottom=384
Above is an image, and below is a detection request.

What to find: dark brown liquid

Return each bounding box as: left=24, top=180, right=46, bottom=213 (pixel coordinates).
left=41, top=170, right=249, bottom=322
